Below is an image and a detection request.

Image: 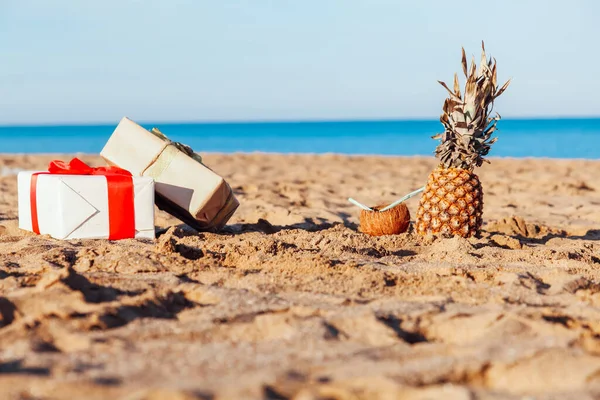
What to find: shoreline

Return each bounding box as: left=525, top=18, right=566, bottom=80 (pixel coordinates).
left=0, top=152, right=598, bottom=161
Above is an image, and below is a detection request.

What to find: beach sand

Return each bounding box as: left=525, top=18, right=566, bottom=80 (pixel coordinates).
left=1, top=153, right=600, bottom=400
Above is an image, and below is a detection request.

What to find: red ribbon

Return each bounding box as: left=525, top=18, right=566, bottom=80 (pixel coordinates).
left=30, top=158, right=136, bottom=240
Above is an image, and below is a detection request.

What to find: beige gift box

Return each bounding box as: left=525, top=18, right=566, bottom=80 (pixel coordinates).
left=100, top=117, right=239, bottom=232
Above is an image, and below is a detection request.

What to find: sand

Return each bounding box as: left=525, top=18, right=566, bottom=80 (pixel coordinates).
left=1, top=153, right=600, bottom=400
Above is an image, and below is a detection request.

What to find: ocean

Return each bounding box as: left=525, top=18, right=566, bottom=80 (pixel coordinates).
left=0, top=118, right=598, bottom=159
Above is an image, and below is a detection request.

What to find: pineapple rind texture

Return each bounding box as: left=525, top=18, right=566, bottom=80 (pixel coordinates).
left=415, top=167, right=483, bottom=238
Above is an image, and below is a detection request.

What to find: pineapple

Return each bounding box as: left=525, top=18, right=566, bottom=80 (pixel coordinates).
left=415, top=42, right=510, bottom=238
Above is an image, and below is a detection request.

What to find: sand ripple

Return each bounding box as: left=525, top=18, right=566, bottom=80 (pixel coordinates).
left=1, top=154, right=600, bottom=399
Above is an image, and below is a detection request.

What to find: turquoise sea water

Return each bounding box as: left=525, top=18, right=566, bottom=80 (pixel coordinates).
left=0, top=118, right=598, bottom=159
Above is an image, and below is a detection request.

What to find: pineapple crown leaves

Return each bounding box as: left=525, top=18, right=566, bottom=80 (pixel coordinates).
left=433, top=41, right=511, bottom=170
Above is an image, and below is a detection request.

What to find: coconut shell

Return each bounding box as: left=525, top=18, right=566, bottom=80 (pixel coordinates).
left=359, top=203, right=411, bottom=236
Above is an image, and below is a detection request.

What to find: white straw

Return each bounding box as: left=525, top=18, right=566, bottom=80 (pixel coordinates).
left=347, top=186, right=425, bottom=212
left=378, top=186, right=425, bottom=212
left=347, top=198, right=373, bottom=211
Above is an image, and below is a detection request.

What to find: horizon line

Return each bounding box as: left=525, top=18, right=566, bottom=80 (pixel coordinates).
left=0, top=151, right=597, bottom=163
left=1, top=114, right=600, bottom=129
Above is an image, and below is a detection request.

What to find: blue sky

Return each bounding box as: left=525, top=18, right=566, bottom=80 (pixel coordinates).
left=1, top=0, right=598, bottom=125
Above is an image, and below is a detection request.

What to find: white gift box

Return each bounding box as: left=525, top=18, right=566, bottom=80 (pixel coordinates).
left=18, top=172, right=155, bottom=240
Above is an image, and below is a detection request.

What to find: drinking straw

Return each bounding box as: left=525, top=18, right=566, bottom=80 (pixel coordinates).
left=348, top=186, right=425, bottom=212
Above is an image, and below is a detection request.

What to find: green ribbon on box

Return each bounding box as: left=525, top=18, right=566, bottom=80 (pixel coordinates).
left=150, top=127, right=203, bottom=164
left=141, top=127, right=204, bottom=180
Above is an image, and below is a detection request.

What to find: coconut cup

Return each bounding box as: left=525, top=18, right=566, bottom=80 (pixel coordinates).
left=359, top=203, right=411, bottom=236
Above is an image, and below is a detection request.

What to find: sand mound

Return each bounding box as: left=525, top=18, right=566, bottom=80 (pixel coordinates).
left=1, top=154, right=600, bottom=399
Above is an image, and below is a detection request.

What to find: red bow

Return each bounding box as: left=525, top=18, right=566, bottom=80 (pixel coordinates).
left=30, top=158, right=136, bottom=240
left=48, top=158, right=132, bottom=176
